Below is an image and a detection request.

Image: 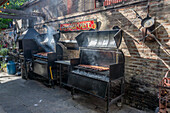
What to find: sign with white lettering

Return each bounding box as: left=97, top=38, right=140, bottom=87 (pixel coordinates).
left=60, top=20, right=97, bottom=31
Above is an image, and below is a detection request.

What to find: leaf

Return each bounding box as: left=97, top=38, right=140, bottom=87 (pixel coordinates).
left=0, top=0, right=29, bottom=29
left=0, top=48, right=8, bottom=56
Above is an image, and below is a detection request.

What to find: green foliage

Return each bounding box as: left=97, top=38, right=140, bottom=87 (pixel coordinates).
left=0, top=48, right=8, bottom=56
left=0, top=18, right=12, bottom=29
left=0, top=62, right=7, bottom=71
left=0, top=0, right=29, bottom=29
left=0, top=44, right=3, bottom=49
left=0, top=0, right=29, bottom=9
left=0, top=48, right=8, bottom=71
left=0, top=50, right=7, bottom=71
left=2, top=0, right=29, bottom=9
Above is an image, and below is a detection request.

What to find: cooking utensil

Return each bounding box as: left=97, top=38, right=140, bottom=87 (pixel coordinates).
left=140, top=2, right=155, bottom=42
left=141, top=3, right=155, bottom=29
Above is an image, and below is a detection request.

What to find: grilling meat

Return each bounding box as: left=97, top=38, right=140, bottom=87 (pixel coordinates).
left=37, top=52, right=53, bottom=56
left=79, top=64, right=109, bottom=71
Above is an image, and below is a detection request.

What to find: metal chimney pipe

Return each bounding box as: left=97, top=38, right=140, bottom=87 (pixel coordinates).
left=28, top=19, right=35, bottom=28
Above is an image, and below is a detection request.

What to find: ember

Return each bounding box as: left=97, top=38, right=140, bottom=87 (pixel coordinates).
left=78, top=64, right=109, bottom=71
left=37, top=52, right=53, bottom=56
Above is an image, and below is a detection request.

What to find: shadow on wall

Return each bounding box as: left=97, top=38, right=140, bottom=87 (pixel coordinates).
left=99, top=4, right=169, bottom=110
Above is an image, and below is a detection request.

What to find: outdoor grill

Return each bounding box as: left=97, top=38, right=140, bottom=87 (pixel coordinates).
left=18, top=23, right=63, bottom=85
left=67, top=27, right=125, bottom=112
left=31, top=33, right=64, bottom=85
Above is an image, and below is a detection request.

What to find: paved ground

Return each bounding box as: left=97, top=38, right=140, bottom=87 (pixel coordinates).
left=0, top=72, right=153, bottom=113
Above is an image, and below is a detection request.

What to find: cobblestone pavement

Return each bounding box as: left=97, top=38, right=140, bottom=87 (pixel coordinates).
left=0, top=72, right=153, bottom=113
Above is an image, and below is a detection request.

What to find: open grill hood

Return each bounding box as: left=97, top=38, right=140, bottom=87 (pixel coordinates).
left=19, top=27, right=60, bottom=59
left=75, top=27, right=122, bottom=48
left=20, top=28, right=40, bottom=40
left=19, top=28, right=40, bottom=59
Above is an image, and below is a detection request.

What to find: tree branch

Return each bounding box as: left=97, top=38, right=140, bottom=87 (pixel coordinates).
left=0, top=8, right=46, bottom=19
left=0, top=13, right=35, bottom=19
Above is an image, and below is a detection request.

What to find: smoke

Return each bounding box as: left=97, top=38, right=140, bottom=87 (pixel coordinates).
left=80, top=49, right=116, bottom=66
left=45, top=26, right=55, bottom=51
left=81, top=50, right=99, bottom=66
left=38, top=26, right=56, bottom=52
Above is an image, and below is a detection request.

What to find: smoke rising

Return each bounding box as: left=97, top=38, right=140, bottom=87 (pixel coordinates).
left=80, top=49, right=116, bottom=66
left=44, top=26, right=55, bottom=51
left=37, top=25, right=56, bottom=52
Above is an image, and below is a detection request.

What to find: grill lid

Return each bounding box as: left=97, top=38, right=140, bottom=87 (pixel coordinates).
left=75, top=27, right=122, bottom=48
left=24, top=28, right=40, bottom=39
left=18, top=28, right=40, bottom=40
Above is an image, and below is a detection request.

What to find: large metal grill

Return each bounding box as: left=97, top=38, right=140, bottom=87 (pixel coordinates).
left=67, top=27, right=125, bottom=112
left=18, top=25, right=63, bottom=85
left=31, top=34, right=63, bottom=84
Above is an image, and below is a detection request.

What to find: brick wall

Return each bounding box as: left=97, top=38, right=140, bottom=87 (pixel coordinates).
left=119, top=1, right=170, bottom=109
left=22, top=0, right=170, bottom=110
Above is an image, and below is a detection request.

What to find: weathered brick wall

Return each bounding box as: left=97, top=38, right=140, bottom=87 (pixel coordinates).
left=119, top=1, right=170, bottom=109
left=22, top=0, right=170, bottom=110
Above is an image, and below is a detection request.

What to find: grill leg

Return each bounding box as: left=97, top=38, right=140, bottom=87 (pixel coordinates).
left=21, top=64, right=26, bottom=79
left=121, top=77, right=124, bottom=105
left=49, top=79, right=55, bottom=89
left=59, top=64, right=62, bottom=87
left=71, top=88, right=75, bottom=100
left=116, top=78, right=124, bottom=107
left=23, top=60, right=28, bottom=80
left=106, top=83, right=110, bottom=113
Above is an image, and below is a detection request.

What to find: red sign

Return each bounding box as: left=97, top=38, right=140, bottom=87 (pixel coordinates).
left=60, top=20, right=97, bottom=31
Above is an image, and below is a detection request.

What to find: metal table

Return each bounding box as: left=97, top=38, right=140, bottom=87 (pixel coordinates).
left=55, top=60, right=71, bottom=87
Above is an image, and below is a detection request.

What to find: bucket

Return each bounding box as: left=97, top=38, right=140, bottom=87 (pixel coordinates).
left=7, top=61, right=16, bottom=75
